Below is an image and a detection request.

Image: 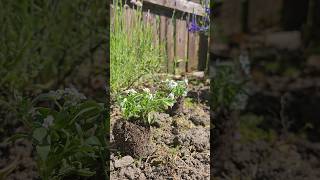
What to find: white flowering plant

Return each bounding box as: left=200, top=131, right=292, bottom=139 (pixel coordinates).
left=118, top=88, right=175, bottom=125
left=163, top=79, right=188, bottom=99
left=7, top=89, right=107, bottom=179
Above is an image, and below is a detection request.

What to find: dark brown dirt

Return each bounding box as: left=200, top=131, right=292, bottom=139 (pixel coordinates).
left=168, top=97, right=185, bottom=116
left=0, top=126, right=38, bottom=180
left=113, top=119, right=154, bottom=158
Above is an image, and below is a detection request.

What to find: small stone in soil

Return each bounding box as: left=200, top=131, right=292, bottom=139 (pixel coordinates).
left=110, top=161, right=115, bottom=171
left=174, top=127, right=209, bottom=152
left=152, top=112, right=171, bottom=128
left=189, top=115, right=207, bottom=126
left=124, top=166, right=136, bottom=179
left=114, top=156, right=134, bottom=168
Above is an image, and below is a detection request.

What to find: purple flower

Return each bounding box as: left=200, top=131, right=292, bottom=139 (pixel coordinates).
left=188, top=14, right=201, bottom=32
left=203, top=16, right=210, bottom=23
left=188, top=1, right=210, bottom=33
left=205, top=7, right=211, bottom=15
left=204, top=0, right=210, bottom=13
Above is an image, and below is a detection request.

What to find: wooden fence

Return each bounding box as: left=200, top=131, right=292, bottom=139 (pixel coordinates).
left=111, top=0, right=209, bottom=74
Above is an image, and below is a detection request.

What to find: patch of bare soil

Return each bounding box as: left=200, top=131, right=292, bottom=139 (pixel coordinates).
left=110, top=80, right=210, bottom=180
left=213, top=56, right=320, bottom=179
left=0, top=127, right=38, bottom=180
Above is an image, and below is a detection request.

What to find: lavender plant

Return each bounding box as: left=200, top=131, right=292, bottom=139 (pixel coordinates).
left=188, top=0, right=211, bottom=33
left=111, top=0, right=164, bottom=94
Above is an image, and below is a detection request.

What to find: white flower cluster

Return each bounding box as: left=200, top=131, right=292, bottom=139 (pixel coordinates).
left=168, top=93, right=175, bottom=100
left=120, top=98, right=127, bottom=109
left=164, top=79, right=188, bottom=97
left=42, top=115, right=54, bottom=128
left=184, top=78, right=188, bottom=86
left=182, top=90, right=188, bottom=97
left=130, top=0, right=142, bottom=7
left=125, top=89, right=137, bottom=94
left=163, top=79, right=178, bottom=89
left=143, top=88, right=154, bottom=99
left=143, top=88, right=150, bottom=93
left=124, top=88, right=153, bottom=100
left=239, top=53, right=251, bottom=76
left=167, top=79, right=178, bottom=89
left=164, top=79, right=188, bottom=88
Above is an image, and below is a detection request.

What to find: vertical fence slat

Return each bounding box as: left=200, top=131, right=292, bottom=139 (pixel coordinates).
left=159, top=15, right=167, bottom=71
left=198, top=33, right=209, bottom=71
left=175, top=17, right=187, bottom=74
left=183, top=17, right=189, bottom=73
left=125, top=6, right=133, bottom=33
left=110, top=5, right=114, bottom=28
left=166, top=17, right=175, bottom=73
left=143, top=9, right=149, bottom=24
left=187, top=31, right=200, bottom=72
left=152, top=14, right=159, bottom=49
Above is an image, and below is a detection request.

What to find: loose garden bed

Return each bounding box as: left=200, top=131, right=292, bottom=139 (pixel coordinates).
left=110, top=77, right=210, bottom=180
left=211, top=50, right=320, bottom=179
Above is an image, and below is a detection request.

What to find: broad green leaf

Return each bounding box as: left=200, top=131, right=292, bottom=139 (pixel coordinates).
left=75, top=168, right=96, bottom=177
left=84, top=136, right=101, bottom=146
left=36, top=145, right=50, bottom=161
left=69, top=106, right=98, bottom=125
left=32, top=127, right=47, bottom=143
left=75, top=123, right=84, bottom=145
left=75, top=123, right=84, bottom=137
left=5, top=133, right=29, bottom=144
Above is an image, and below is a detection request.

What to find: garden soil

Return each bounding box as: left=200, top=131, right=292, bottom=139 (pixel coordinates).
left=212, top=53, right=320, bottom=179
left=110, top=80, right=210, bottom=180
left=0, top=127, right=38, bottom=180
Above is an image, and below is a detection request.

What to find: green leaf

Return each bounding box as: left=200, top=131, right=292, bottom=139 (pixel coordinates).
left=69, top=106, right=98, bottom=125
left=75, top=123, right=84, bottom=137
left=46, top=134, right=51, bottom=145
left=84, top=136, right=101, bottom=146
left=147, top=112, right=153, bottom=124
left=36, top=145, right=50, bottom=161
left=32, top=127, right=47, bottom=143
left=36, top=107, right=57, bottom=117
left=75, top=168, right=96, bottom=177
left=5, top=133, right=29, bottom=144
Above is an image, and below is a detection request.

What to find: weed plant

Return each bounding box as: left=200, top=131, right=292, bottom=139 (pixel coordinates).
left=111, top=0, right=163, bottom=95
left=211, top=65, right=247, bottom=111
